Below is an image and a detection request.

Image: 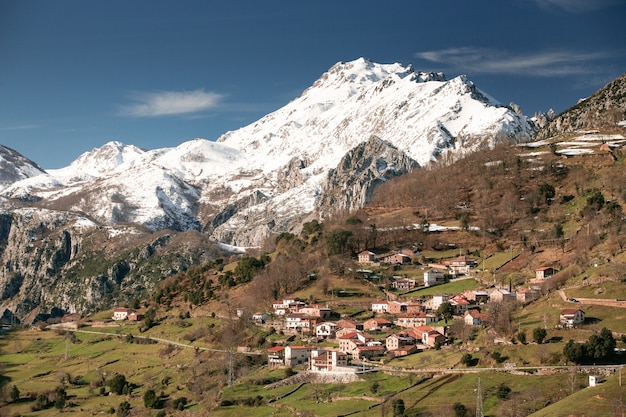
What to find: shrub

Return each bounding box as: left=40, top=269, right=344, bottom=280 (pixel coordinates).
left=107, top=374, right=127, bottom=395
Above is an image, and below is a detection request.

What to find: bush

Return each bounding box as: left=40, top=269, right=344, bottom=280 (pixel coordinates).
left=117, top=400, right=131, bottom=417
left=107, top=374, right=128, bottom=395
left=143, top=389, right=160, bottom=409
left=460, top=353, right=473, bottom=366
left=173, top=396, right=188, bottom=410
left=533, top=327, right=547, bottom=344
left=496, top=383, right=511, bottom=399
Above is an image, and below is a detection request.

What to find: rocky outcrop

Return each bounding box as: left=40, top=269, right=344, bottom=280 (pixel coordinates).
left=316, top=136, right=419, bottom=217
left=535, top=73, right=626, bottom=140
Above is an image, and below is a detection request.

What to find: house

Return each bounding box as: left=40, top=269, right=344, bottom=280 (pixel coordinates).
left=299, top=305, right=331, bottom=320
left=284, top=345, right=314, bottom=366
left=516, top=288, right=541, bottom=304
left=336, top=318, right=362, bottom=331
left=386, top=333, right=416, bottom=351
left=465, top=290, right=489, bottom=304
left=127, top=311, right=144, bottom=322
left=382, top=253, right=412, bottom=265
left=112, top=308, right=133, bottom=321
left=337, top=331, right=375, bottom=355
left=353, top=345, right=386, bottom=361
left=449, top=294, right=471, bottom=315
left=387, top=300, right=409, bottom=314
left=315, top=322, right=337, bottom=339
left=371, top=300, right=389, bottom=314
left=363, top=317, right=393, bottom=331
left=285, top=313, right=318, bottom=332
left=392, top=278, right=417, bottom=290
left=464, top=309, right=488, bottom=326
left=272, top=298, right=306, bottom=315
left=424, top=269, right=447, bottom=287
left=431, top=294, right=450, bottom=311
left=412, top=326, right=446, bottom=348
left=358, top=251, right=377, bottom=265
left=536, top=266, right=557, bottom=280
left=442, top=255, right=476, bottom=276
left=489, top=288, right=516, bottom=303
left=560, top=308, right=585, bottom=327
left=394, top=312, right=437, bottom=328
left=310, top=350, right=349, bottom=371
left=267, top=346, right=286, bottom=368
left=252, top=312, right=269, bottom=323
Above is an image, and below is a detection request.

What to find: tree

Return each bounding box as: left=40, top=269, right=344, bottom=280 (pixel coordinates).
left=143, top=388, right=159, bottom=408
left=10, top=385, right=20, bottom=402
left=563, top=340, right=586, bottom=364
left=517, top=331, right=527, bottom=344
left=117, top=400, right=131, bottom=417
left=55, top=387, right=67, bottom=409
left=325, top=229, right=353, bottom=255
left=392, top=398, right=405, bottom=417
left=453, top=402, right=467, bottom=417
left=460, top=353, right=473, bottom=367
left=436, top=302, right=454, bottom=324
left=586, top=327, right=616, bottom=360
left=533, top=327, right=547, bottom=344
left=108, top=374, right=128, bottom=395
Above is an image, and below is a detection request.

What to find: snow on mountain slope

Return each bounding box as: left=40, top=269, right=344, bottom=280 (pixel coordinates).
left=1, top=58, right=536, bottom=245
left=0, top=145, right=46, bottom=190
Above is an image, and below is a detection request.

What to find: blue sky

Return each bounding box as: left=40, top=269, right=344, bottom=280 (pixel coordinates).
left=1, top=0, right=625, bottom=169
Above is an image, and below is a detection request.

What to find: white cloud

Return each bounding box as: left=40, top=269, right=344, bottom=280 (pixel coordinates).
left=414, top=47, right=614, bottom=77
left=120, top=89, right=224, bottom=117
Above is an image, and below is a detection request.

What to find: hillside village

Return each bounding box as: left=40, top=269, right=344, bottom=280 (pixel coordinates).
left=249, top=251, right=591, bottom=373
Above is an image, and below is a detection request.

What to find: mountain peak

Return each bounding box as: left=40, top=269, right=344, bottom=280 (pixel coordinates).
left=0, top=145, right=46, bottom=190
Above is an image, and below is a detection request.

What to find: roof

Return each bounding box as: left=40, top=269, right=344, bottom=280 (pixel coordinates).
left=560, top=308, right=583, bottom=315
left=267, top=346, right=285, bottom=352
left=536, top=266, right=556, bottom=271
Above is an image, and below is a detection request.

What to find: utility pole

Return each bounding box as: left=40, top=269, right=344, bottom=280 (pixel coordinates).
left=476, top=377, right=483, bottom=417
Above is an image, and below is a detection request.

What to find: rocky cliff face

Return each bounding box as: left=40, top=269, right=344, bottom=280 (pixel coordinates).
left=0, top=207, right=225, bottom=322
left=316, top=136, right=419, bottom=217
left=535, top=73, right=626, bottom=140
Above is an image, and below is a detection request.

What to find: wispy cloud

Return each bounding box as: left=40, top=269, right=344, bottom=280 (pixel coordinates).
left=414, top=47, right=614, bottom=77
left=120, top=89, right=224, bottom=117
left=531, top=0, right=624, bottom=13
left=0, top=124, right=38, bottom=131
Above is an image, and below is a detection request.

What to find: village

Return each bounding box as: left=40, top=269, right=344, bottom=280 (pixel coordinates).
left=252, top=251, right=585, bottom=374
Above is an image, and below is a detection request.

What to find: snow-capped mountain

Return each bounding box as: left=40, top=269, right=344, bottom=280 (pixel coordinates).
left=0, top=145, right=46, bottom=190
left=1, top=58, right=537, bottom=247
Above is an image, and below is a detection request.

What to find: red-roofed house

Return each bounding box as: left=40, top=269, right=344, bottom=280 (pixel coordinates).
left=536, top=266, right=557, bottom=280
left=267, top=346, right=286, bottom=368
left=363, top=317, right=393, bottom=331
left=464, top=309, right=488, bottom=326
left=560, top=308, right=585, bottom=327
left=358, top=251, right=377, bottom=265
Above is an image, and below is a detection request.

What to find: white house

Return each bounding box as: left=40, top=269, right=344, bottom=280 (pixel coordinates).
left=315, top=322, right=337, bottom=339
left=371, top=300, right=389, bottom=314
left=424, top=269, right=446, bottom=287
left=284, top=345, right=314, bottom=366
left=560, top=308, right=585, bottom=327
left=112, top=308, right=133, bottom=321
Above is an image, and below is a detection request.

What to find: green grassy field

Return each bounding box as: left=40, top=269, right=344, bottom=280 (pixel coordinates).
left=2, top=327, right=625, bottom=416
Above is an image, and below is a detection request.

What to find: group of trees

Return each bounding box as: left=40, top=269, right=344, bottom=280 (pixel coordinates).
left=563, top=327, right=616, bottom=364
